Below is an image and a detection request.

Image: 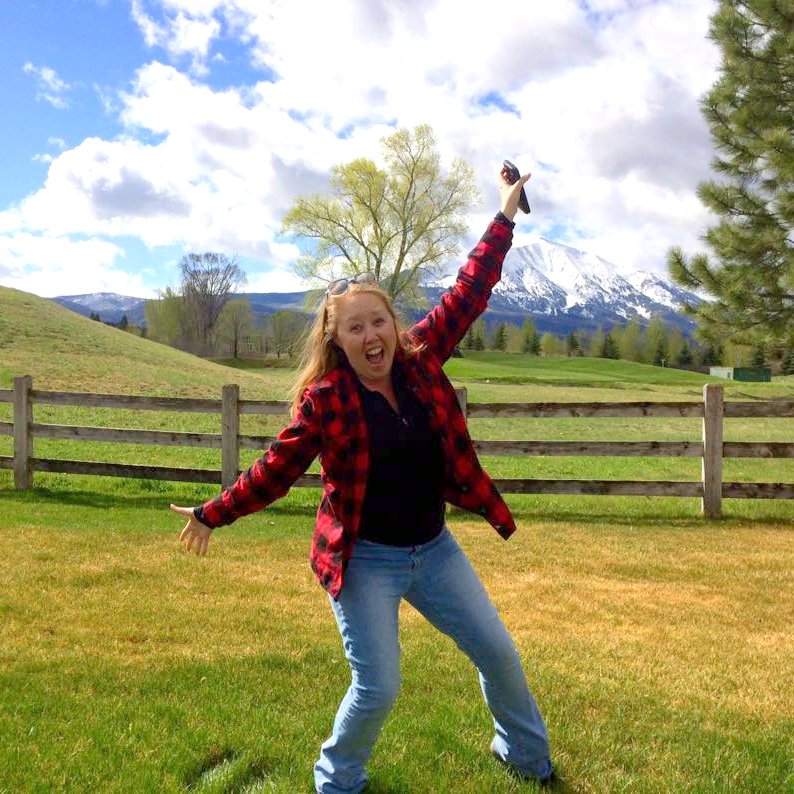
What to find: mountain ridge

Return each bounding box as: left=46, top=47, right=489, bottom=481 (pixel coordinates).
left=52, top=238, right=700, bottom=335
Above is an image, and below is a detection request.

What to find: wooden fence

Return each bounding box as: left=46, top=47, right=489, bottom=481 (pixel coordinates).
left=2, top=376, right=793, bottom=518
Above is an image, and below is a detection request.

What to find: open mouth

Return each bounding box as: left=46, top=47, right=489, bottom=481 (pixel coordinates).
left=365, top=346, right=385, bottom=366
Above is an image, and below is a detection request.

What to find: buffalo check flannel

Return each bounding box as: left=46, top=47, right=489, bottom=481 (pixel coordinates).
left=196, top=218, right=518, bottom=598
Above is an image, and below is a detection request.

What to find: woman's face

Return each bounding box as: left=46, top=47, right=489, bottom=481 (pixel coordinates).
left=333, top=291, right=397, bottom=385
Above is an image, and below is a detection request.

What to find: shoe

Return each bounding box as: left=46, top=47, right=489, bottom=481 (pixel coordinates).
left=491, top=747, right=556, bottom=786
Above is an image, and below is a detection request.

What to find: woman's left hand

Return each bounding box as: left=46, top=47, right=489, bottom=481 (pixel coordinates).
left=170, top=504, right=213, bottom=556
left=498, top=167, right=531, bottom=222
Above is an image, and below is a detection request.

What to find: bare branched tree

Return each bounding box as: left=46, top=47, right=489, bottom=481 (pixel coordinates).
left=179, top=253, right=246, bottom=355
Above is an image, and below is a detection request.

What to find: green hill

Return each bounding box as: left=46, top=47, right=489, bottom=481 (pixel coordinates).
left=0, top=286, right=290, bottom=399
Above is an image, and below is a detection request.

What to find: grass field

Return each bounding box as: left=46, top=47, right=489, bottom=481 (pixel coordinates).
left=2, top=286, right=794, bottom=792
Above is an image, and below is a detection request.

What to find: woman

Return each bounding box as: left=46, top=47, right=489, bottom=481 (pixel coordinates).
left=171, top=166, right=553, bottom=793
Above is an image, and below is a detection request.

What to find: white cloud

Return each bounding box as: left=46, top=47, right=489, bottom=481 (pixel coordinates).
left=131, top=0, right=221, bottom=75
left=6, top=0, right=723, bottom=299
left=0, top=233, right=154, bottom=298
left=22, top=62, right=72, bottom=108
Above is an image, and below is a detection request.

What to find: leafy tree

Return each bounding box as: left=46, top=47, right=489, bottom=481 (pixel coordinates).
left=588, top=326, right=605, bottom=358
left=282, top=124, right=479, bottom=301
left=521, top=318, right=540, bottom=354
left=667, top=1, right=794, bottom=347
left=266, top=310, right=304, bottom=359
left=667, top=326, right=686, bottom=366
left=645, top=316, right=669, bottom=366
left=491, top=322, right=507, bottom=351
left=540, top=332, right=564, bottom=356
left=218, top=298, right=254, bottom=358
left=145, top=287, right=188, bottom=348
left=179, top=252, right=246, bottom=354
left=619, top=318, right=643, bottom=361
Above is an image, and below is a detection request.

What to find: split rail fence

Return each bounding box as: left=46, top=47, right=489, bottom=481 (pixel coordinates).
left=2, top=376, right=794, bottom=518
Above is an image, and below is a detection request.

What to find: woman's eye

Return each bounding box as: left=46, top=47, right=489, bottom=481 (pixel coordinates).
left=350, top=325, right=362, bottom=333
left=374, top=317, right=385, bottom=326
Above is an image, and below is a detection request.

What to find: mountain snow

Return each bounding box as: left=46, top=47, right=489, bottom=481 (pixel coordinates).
left=53, top=238, right=700, bottom=335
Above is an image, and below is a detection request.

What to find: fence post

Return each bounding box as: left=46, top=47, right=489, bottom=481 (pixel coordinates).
left=702, top=383, right=723, bottom=518
left=13, top=375, right=33, bottom=490
left=221, top=384, right=240, bottom=489
left=454, top=386, right=468, bottom=419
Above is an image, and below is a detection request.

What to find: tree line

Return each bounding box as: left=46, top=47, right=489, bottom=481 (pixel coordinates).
left=461, top=315, right=794, bottom=371
left=139, top=252, right=308, bottom=360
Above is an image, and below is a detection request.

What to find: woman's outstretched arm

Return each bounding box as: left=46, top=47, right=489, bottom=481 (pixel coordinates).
left=407, top=167, right=531, bottom=363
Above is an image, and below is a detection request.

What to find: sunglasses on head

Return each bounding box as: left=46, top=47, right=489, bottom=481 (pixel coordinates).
left=326, top=272, right=377, bottom=296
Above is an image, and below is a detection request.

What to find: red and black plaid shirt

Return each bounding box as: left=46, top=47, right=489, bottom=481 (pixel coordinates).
left=198, top=218, right=517, bottom=598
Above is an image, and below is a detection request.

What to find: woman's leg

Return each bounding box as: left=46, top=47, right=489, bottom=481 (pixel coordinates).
left=404, top=529, right=552, bottom=781
left=314, top=542, right=410, bottom=794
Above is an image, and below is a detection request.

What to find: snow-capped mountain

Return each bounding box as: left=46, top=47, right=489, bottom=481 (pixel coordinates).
left=426, top=237, right=699, bottom=334
left=53, top=239, right=700, bottom=336
left=53, top=292, right=149, bottom=325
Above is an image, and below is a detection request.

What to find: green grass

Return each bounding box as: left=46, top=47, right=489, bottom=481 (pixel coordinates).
left=2, top=286, right=794, bottom=791
left=1, top=480, right=793, bottom=792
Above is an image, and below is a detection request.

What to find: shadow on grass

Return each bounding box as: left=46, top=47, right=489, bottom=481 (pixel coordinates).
left=184, top=747, right=276, bottom=792
left=2, top=483, right=793, bottom=532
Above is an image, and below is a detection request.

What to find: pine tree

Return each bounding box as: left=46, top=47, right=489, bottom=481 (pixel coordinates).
left=565, top=331, right=580, bottom=357
left=491, top=322, right=507, bottom=351
left=667, top=1, right=794, bottom=347
left=600, top=332, right=619, bottom=359
left=781, top=350, right=794, bottom=374
left=675, top=344, right=694, bottom=368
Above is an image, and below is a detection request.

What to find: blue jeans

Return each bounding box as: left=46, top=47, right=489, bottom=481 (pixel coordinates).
left=314, top=527, right=552, bottom=794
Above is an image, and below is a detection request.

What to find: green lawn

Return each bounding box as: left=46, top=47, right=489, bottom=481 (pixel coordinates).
left=2, top=286, right=794, bottom=791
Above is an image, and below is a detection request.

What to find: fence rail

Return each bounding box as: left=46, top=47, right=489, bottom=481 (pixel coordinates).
left=2, top=376, right=793, bottom=518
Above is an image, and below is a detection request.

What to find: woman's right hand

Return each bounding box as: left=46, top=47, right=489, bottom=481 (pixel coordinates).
left=170, top=504, right=213, bottom=556
left=498, top=167, right=531, bottom=222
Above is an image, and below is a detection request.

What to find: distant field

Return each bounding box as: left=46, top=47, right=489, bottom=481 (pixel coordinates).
left=2, top=286, right=794, bottom=791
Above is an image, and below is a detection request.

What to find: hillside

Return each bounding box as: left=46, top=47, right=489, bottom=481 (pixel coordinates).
left=0, top=286, right=289, bottom=399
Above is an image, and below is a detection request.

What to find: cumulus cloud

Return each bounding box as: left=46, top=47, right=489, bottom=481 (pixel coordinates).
left=0, top=232, right=152, bottom=298
left=22, top=62, right=71, bottom=108
left=4, top=0, right=723, bottom=298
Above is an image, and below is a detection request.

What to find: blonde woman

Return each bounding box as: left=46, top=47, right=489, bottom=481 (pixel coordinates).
left=171, top=166, right=554, bottom=793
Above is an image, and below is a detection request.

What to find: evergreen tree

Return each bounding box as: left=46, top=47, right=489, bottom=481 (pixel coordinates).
left=463, top=327, right=475, bottom=350
left=667, top=1, right=794, bottom=347
left=119, top=314, right=129, bottom=331
left=491, top=322, right=507, bottom=351
left=600, top=332, right=619, bottom=359
left=781, top=350, right=794, bottom=374
left=472, top=330, right=485, bottom=351
left=751, top=345, right=766, bottom=367
left=698, top=341, right=724, bottom=367
left=675, top=344, right=694, bottom=368
left=565, top=331, right=581, bottom=357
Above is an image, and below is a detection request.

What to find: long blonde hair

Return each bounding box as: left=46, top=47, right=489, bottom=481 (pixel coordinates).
left=289, top=283, right=421, bottom=417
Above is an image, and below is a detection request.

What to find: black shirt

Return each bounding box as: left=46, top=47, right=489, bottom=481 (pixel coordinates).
left=356, top=364, right=446, bottom=546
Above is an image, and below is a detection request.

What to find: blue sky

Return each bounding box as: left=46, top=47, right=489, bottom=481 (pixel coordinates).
left=0, top=0, right=720, bottom=298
